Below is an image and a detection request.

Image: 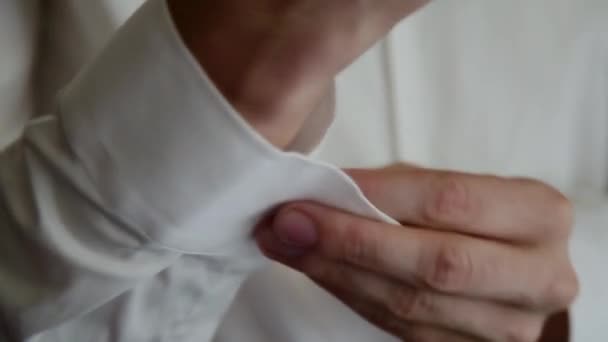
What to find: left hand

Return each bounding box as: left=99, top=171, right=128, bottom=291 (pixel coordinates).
left=256, top=164, right=578, bottom=341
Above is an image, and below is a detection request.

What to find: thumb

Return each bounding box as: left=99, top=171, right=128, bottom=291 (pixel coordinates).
left=256, top=207, right=320, bottom=259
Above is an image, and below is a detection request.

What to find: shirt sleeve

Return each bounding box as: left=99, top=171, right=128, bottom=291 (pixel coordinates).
left=0, top=0, right=392, bottom=339
left=569, top=198, right=608, bottom=342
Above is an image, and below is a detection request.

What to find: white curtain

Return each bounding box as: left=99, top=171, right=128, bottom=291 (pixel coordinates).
left=383, top=0, right=608, bottom=195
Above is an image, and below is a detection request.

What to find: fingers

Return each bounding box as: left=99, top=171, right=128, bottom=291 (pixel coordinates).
left=301, top=256, right=545, bottom=341
left=255, top=164, right=578, bottom=340
left=256, top=204, right=578, bottom=311
left=346, top=166, right=573, bottom=244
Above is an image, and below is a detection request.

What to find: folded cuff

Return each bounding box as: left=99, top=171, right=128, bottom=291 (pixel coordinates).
left=59, top=0, right=393, bottom=256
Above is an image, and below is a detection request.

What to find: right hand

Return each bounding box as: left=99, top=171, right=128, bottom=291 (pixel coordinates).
left=257, top=164, right=578, bottom=341
left=168, top=0, right=429, bottom=150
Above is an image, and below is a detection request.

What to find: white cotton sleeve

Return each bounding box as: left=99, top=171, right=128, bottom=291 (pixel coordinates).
left=0, top=0, right=391, bottom=339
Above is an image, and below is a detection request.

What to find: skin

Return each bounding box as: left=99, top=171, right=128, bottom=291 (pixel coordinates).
left=257, top=164, right=577, bottom=341
left=167, top=1, right=576, bottom=340
left=169, top=0, right=428, bottom=149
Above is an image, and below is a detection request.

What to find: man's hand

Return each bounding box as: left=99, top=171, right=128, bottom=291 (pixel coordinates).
left=168, top=0, right=428, bottom=150
left=256, top=164, right=578, bottom=341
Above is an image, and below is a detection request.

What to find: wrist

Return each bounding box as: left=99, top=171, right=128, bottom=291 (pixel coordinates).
left=167, top=0, right=260, bottom=99
left=167, top=0, right=313, bottom=148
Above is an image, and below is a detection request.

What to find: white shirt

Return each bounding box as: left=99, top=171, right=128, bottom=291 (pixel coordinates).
left=0, top=0, right=606, bottom=341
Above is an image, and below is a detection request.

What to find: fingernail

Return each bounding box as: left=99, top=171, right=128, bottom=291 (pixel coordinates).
left=272, top=209, right=318, bottom=250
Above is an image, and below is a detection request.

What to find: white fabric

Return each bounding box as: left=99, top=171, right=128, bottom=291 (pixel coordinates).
left=0, top=0, right=606, bottom=341
left=0, top=1, right=392, bottom=341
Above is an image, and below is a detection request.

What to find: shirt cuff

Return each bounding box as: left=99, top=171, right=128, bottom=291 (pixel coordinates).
left=58, top=0, right=393, bottom=258
left=569, top=198, right=608, bottom=342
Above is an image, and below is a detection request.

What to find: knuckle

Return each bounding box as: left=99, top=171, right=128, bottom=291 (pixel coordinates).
left=544, top=270, right=580, bottom=308
left=388, top=287, right=434, bottom=321
left=420, top=242, right=474, bottom=292
left=423, top=174, right=474, bottom=224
